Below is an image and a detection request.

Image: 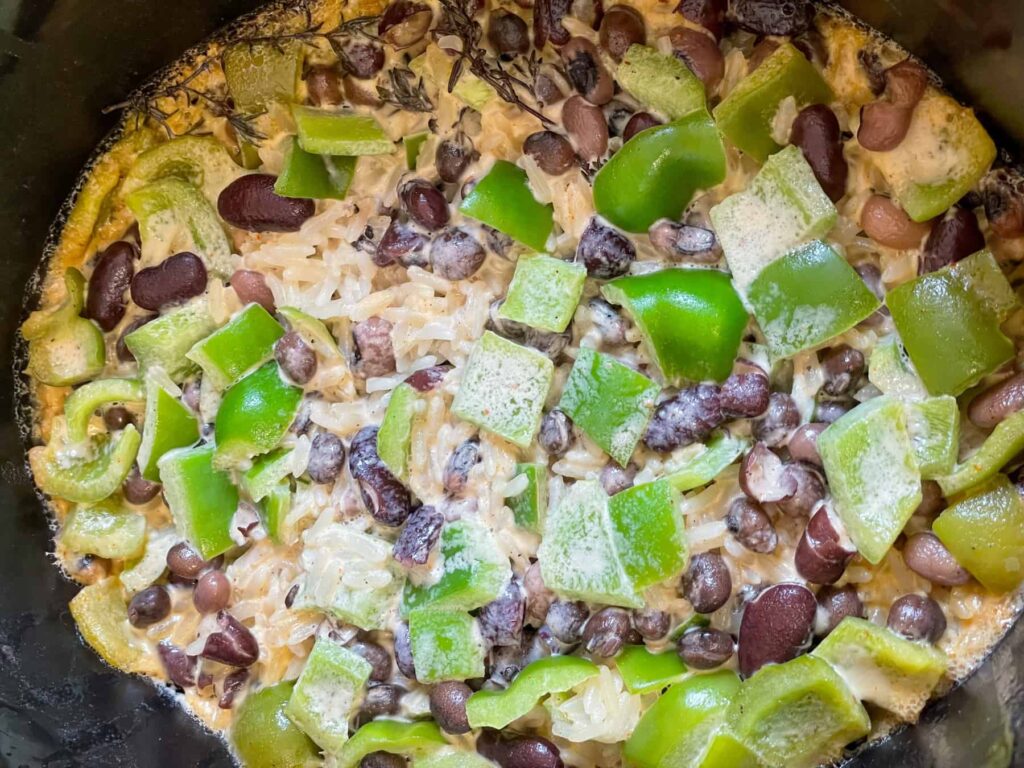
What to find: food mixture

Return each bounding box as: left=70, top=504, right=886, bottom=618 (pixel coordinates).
left=20, top=0, right=1024, bottom=765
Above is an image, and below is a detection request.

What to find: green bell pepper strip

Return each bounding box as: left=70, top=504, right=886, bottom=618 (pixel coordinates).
left=242, top=448, right=294, bottom=503
left=223, top=41, right=303, bottom=113
left=187, top=303, right=285, bottom=389
left=507, top=462, right=546, bottom=533
left=260, top=481, right=291, bottom=543
left=292, top=105, right=393, bottom=156
left=275, top=136, right=357, bottom=200
left=125, top=177, right=233, bottom=277
left=458, top=160, right=554, bottom=252
left=405, top=131, right=429, bottom=170
left=609, top=479, right=688, bottom=589
left=31, top=424, right=142, bottom=505
left=378, top=382, right=419, bottom=479
left=232, top=681, right=322, bottom=768
left=888, top=249, right=1017, bottom=396
left=938, top=409, right=1024, bottom=497
left=667, top=612, right=711, bottom=641
left=616, top=44, right=706, bottom=120
left=158, top=443, right=240, bottom=560
left=69, top=578, right=156, bottom=675
left=23, top=269, right=105, bottom=387
left=136, top=374, right=200, bottom=481
left=593, top=110, right=727, bottom=233
left=934, top=474, right=1024, bottom=592
left=213, top=362, right=303, bottom=469
left=120, top=527, right=179, bottom=594
left=558, top=346, right=660, bottom=467
left=602, top=268, right=747, bottom=384
left=408, top=608, right=487, bottom=683
left=665, top=432, right=749, bottom=492
left=615, top=645, right=688, bottom=695
left=907, top=396, right=959, bottom=479
left=121, top=135, right=242, bottom=203
left=61, top=503, right=147, bottom=560
left=124, top=299, right=219, bottom=383
left=466, top=656, right=599, bottom=729
left=712, top=42, right=833, bottom=163
left=498, top=255, right=587, bottom=333
left=64, top=378, right=145, bottom=444
left=746, top=241, right=881, bottom=359
left=337, top=720, right=446, bottom=768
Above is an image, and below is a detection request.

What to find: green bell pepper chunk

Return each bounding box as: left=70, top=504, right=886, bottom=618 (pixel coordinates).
left=498, top=255, right=587, bottom=333
left=812, top=616, right=947, bottom=720
left=242, top=448, right=294, bottom=503
left=121, top=135, right=242, bottom=203
left=665, top=432, right=749, bottom=492
left=402, top=519, right=511, bottom=614
left=378, top=382, right=419, bottom=479
left=819, top=396, right=922, bottom=564
left=62, top=503, right=147, bottom=560
left=136, top=374, right=200, bottom=481
left=158, top=443, right=239, bottom=560
left=292, top=105, right=393, bottom=156
left=338, top=721, right=446, bottom=768
left=405, top=131, right=429, bottom=170
left=538, top=479, right=641, bottom=608
left=609, top=479, right=688, bottom=589
left=939, top=410, right=1024, bottom=497
left=725, top=655, right=870, bottom=768
left=616, top=44, right=706, bottom=120
left=417, top=749, right=497, bottom=768
left=214, top=362, right=303, bottom=469
left=64, top=378, right=145, bottom=444
left=907, top=396, right=959, bottom=479
left=887, top=249, right=1017, bottom=396
left=451, top=331, right=554, bottom=449
left=507, top=462, right=546, bottom=533
left=120, top=527, right=179, bottom=594
left=237, top=139, right=263, bottom=170
left=594, top=110, right=727, bottom=233
left=459, top=160, right=554, bottom=252
left=31, top=424, right=142, bottom=505
left=223, top=41, right=303, bottom=112
left=603, top=268, right=747, bottom=384
left=558, top=347, right=659, bottom=466
left=934, top=474, right=1024, bottom=592
left=125, top=177, right=233, bottom=277
left=69, top=578, right=154, bottom=675
left=667, top=612, right=711, bottom=642
left=187, top=303, right=285, bottom=389
left=615, top=645, right=688, bottom=695
left=260, top=481, right=291, bottom=543
left=286, top=639, right=372, bottom=753
left=868, top=337, right=928, bottom=400
left=713, top=42, right=833, bottom=163
left=232, top=681, right=322, bottom=768
left=275, top=136, right=357, bottom=200
left=746, top=241, right=881, bottom=359
left=408, top=608, right=487, bottom=683
left=23, top=269, right=105, bottom=387
left=124, top=300, right=219, bottom=383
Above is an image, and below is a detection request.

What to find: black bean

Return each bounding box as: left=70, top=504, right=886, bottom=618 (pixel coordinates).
left=533, top=0, right=571, bottom=48
left=130, top=252, right=207, bottom=311
left=430, top=681, right=473, bottom=734
left=305, top=64, right=344, bottom=106
left=644, top=384, right=723, bottom=452
left=729, top=0, right=813, bottom=36
left=600, top=461, right=637, bottom=495
left=599, top=5, right=646, bottom=61
left=401, top=179, right=450, bottom=231
left=752, top=392, right=800, bottom=447
left=435, top=139, right=475, bottom=184
left=167, top=541, right=207, bottom=579
left=562, top=96, right=609, bottom=162
left=534, top=67, right=567, bottom=106
left=479, top=579, right=527, bottom=646
left=545, top=599, right=589, bottom=643
left=581, top=607, right=631, bottom=657
left=218, top=174, right=314, bottom=233
left=116, top=314, right=156, bottom=362
left=353, top=317, right=397, bottom=378
left=361, top=752, right=407, bottom=768
left=430, top=228, right=486, bottom=280
left=587, top=298, right=628, bottom=345
left=488, top=301, right=572, bottom=360
left=887, top=594, right=946, bottom=643
left=375, top=219, right=428, bottom=268
left=406, top=364, right=452, bottom=392
left=720, top=371, right=770, bottom=417
left=739, top=442, right=796, bottom=503
left=343, top=42, right=385, bottom=79
left=349, top=640, right=393, bottom=682
left=378, top=0, right=433, bottom=47
left=349, top=426, right=413, bottom=526
left=201, top=612, right=259, bottom=667
left=194, top=570, right=231, bottom=614
left=677, top=627, right=734, bottom=669
left=359, top=684, right=403, bottom=720
left=394, top=620, right=416, bottom=679
left=981, top=166, right=1024, bottom=239
left=787, top=422, right=827, bottom=466
left=488, top=11, right=530, bottom=57
left=484, top=226, right=515, bottom=259
left=632, top=608, right=670, bottom=640
left=393, top=505, right=444, bottom=567
left=776, top=462, right=826, bottom=517
left=726, top=497, right=777, bottom=554
left=128, top=585, right=171, bottom=627
left=902, top=532, right=970, bottom=586
left=815, top=399, right=852, bottom=424
left=538, top=409, right=573, bottom=456
left=523, top=131, right=577, bottom=176
left=524, top=562, right=553, bottom=625
left=443, top=439, right=481, bottom=495
left=675, top=0, right=726, bottom=38
left=306, top=432, right=346, bottom=484
left=477, top=729, right=564, bottom=768
left=275, top=331, right=317, bottom=385
left=681, top=552, right=732, bottom=614
left=648, top=219, right=719, bottom=263
left=85, top=241, right=137, bottom=331
left=489, top=641, right=528, bottom=684
left=737, top=583, right=816, bottom=677
left=920, top=207, right=985, bottom=274
left=969, top=372, right=1024, bottom=429
left=230, top=270, right=276, bottom=313
left=815, top=585, right=864, bottom=637
left=794, top=506, right=855, bottom=584
left=790, top=104, right=847, bottom=202
left=669, top=26, right=724, bottom=89
left=622, top=112, right=660, bottom=143
left=158, top=641, right=197, bottom=688
left=101, top=406, right=132, bottom=432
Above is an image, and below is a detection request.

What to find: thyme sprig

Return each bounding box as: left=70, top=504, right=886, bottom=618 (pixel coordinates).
left=233, top=7, right=381, bottom=56
left=377, top=67, right=435, bottom=113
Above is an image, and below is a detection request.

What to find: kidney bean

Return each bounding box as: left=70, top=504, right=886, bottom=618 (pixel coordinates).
left=349, top=426, right=413, bottom=526
left=794, top=506, right=855, bottom=584
left=720, top=371, right=770, bottom=418
left=353, top=317, right=396, bottom=378
left=644, top=384, right=722, bottom=453
left=304, top=432, right=345, bottom=485
left=920, top=207, right=985, bottom=274
left=745, top=39, right=780, bottom=73
left=621, top=112, right=660, bottom=143
left=361, top=752, right=406, bottom=768
left=675, top=0, right=726, bottom=37
left=903, top=532, right=970, bottom=586
left=587, top=298, right=628, bottom=345
left=860, top=195, right=930, bottom=250
left=576, top=218, right=636, bottom=279
left=981, top=166, right=1024, bottom=238
left=681, top=552, right=732, bottom=614
left=631, top=608, right=670, bottom=640
left=599, top=5, right=646, bottom=61
left=201, top=612, right=259, bottom=667
left=429, top=681, right=473, bottom=734
left=217, top=668, right=249, bottom=710
left=648, top=219, right=719, bottom=263
left=600, top=461, right=637, bottom=495
left=820, top=345, right=865, bottom=397
left=349, top=639, right=393, bottom=682
left=968, top=371, right=1024, bottom=429
left=401, top=179, right=450, bottom=231
left=479, top=579, right=527, bottom=646
left=230, top=270, right=276, bottom=313
left=533, top=0, right=572, bottom=48
left=345, top=76, right=383, bottom=107
left=886, top=59, right=929, bottom=106
left=545, top=599, right=589, bottom=643
left=858, top=101, right=913, bottom=152
left=523, top=131, right=577, bottom=176
left=581, top=607, right=631, bottom=657
left=103, top=406, right=133, bottom=431
left=562, top=96, right=609, bottom=162
left=738, top=583, right=816, bottom=677
left=669, top=27, right=724, bottom=90
left=815, top=584, right=864, bottom=637
left=194, top=570, right=231, bottom=614
left=376, top=219, right=428, bottom=267
left=477, top=729, right=564, bottom=768
left=342, top=42, right=385, bottom=79
left=359, top=684, right=403, bottom=721
left=752, top=392, right=800, bottom=447
left=85, top=241, right=137, bottom=331
left=218, top=174, right=314, bottom=232
left=739, top=442, right=796, bottom=503
left=887, top=594, right=946, bottom=643
left=274, top=332, right=317, bottom=385
left=431, top=227, right=486, bottom=280
left=130, top=252, right=207, bottom=311
left=405, top=364, right=451, bottom=393
left=488, top=11, right=530, bottom=57
left=128, top=585, right=171, bottom=627
left=790, top=104, right=847, bottom=202
left=394, top=620, right=416, bottom=679
left=305, top=64, right=344, bottom=106
left=392, top=505, right=444, bottom=567
left=436, top=139, right=475, bottom=184
left=378, top=0, right=432, bottom=47
left=726, top=497, right=777, bottom=554
left=443, top=439, right=481, bottom=496
left=730, top=0, right=812, bottom=36
left=677, top=627, right=734, bottom=669
left=561, top=37, right=614, bottom=106
left=776, top=462, right=826, bottom=517
left=158, top=641, right=197, bottom=688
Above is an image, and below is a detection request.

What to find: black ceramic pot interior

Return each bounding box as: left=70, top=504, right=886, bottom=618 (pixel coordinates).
left=2, top=1, right=1024, bottom=766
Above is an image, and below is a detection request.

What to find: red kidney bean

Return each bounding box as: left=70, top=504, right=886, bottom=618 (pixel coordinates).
left=920, top=207, right=985, bottom=274
left=582, top=607, right=631, bottom=657
left=349, top=639, right=393, bottom=682
left=523, top=131, right=577, bottom=176
left=477, top=729, right=564, bottom=768
left=968, top=372, right=1024, bottom=429
left=394, top=621, right=417, bottom=679
left=353, top=316, right=396, bottom=378
left=740, top=442, right=797, bottom=503
left=218, top=668, right=249, bottom=710
left=392, top=504, right=444, bottom=567
left=738, top=583, right=816, bottom=677
left=401, top=179, right=450, bottom=231
left=726, top=497, right=777, bottom=554
left=166, top=541, right=206, bottom=579
left=776, top=462, right=826, bottom=517
left=349, top=426, right=413, bottom=526
left=886, top=59, right=929, bottom=107
left=730, top=0, right=813, bottom=36
left=230, top=270, right=276, bottom=313
left=218, top=174, right=315, bottom=232
left=681, top=552, right=732, bottom=614
left=479, top=579, right=527, bottom=646
left=443, top=439, right=481, bottom=495
left=981, top=166, right=1024, bottom=239
left=815, top=584, right=864, bottom=637
left=902, top=532, right=970, bottom=586
left=677, top=627, right=734, bottom=669
left=533, top=0, right=572, bottom=48
left=376, top=219, right=428, bottom=267
left=562, top=96, right=609, bottom=162
left=158, top=642, right=197, bottom=688
left=752, top=392, right=800, bottom=447
left=720, top=371, right=770, bottom=418
left=787, top=422, right=827, bottom=466
left=342, top=42, right=385, bottom=79
left=599, top=461, right=637, bottom=495
left=116, top=314, right=156, bottom=362
left=561, top=37, right=614, bottom=106
left=644, top=384, right=723, bottom=453
left=675, top=0, right=726, bottom=38
left=405, top=363, right=452, bottom=392
left=194, top=570, right=232, bottom=614
left=887, top=594, right=946, bottom=643
left=103, top=405, right=133, bottom=431
left=378, top=0, right=433, bottom=47
left=130, top=252, right=207, bottom=311
left=861, top=194, right=931, bottom=249
left=305, top=64, right=344, bottom=106
left=85, top=241, right=137, bottom=331
left=436, top=139, right=475, bottom=183
left=820, top=345, right=865, bottom=397
left=430, top=228, right=486, bottom=280
left=128, top=585, right=171, bottom=627
left=794, top=506, right=855, bottom=584
left=306, top=432, right=346, bottom=484
left=858, top=101, right=913, bottom=152
left=488, top=11, right=530, bottom=57
left=648, top=220, right=719, bottom=263
left=274, top=331, right=317, bottom=385
left=632, top=607, right=670, bottom=640
left=545, top=599, right=590, bottom=643
left=201, top=612, right=260, bottom=667
left=790, top=104, right=847, bottom=202
left=669, top=27, right=724, bottom=90
left=430, top=681, right=473, bottom=734
left=622, top=112, right=660, bottom=143
left=599, top=5, right=646, bottom=61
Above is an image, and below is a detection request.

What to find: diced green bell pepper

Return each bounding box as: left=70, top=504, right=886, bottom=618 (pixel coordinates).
left=408, top=608, right=486, bottom=683
left=23, top=269, right=105, bottom=387
left=934, top=474, right=1024, bottom=592
left=337, top=720, right=445, bottom=768
left=286, top=639, right=372, bottom=753
left=615, top=645, right=689, bottom=695
left=887, top=249, right=1017, bottom=396
left=214, top=362, right=303, bottom=469
left=451, top=331, right=554, bottom=448
left=64, top=378, right=145, bottom=444
left=405, top=131, right=429, bottom=170
left=260, top=481, right=291, bottom=543
left=711, top=145, right=837, bottom=296
left=746, top=241, right=881, bottom=358
left=62, top=503, right=147, bottom=559
left=594, top=110, right=727, bottom=233
left=124, top=299, right=219, bottom=383
left=713, top=42, right=833, bottom=163
left=232, top=681, right=322, bottom=768
left=242, top=448, right=294, bottom=503
left=609, top=479, right=688, bottom=589
left=557, top=347, right=659, bottom=466
left=187, top=303, right=285, bottom=389
left=158, top=443, right=239, bottom=560
left=939, top=409, right=1024, bottom=497
left=819, top=396, right=922, bottom=564
left=275, top=136, right=357, bottom=200
left=292, top=105, right=393, bottom=156
left=417, top=749, right=497, bottom=768
left=31, top=423, right=142, bottom=505
left=616, top=44, right=706, bottom=120
left=402, top=519, right=511, bottom=614
left=498, top=255, right=587, bottom=333
left=907, top=396, right=959, bottom=479
left=121, top=135, right=242, bottom=203
left=868, top=337, right=928, bottom=400
left=223, top=41, right=303, bottom=112
left=538, top=479, right=641, bottom=608
left=466, top=656, right=599, bottom=729
left=378, top=382, right=419, bottom=479
left=602, top=268, right=747, bottom=384
left=69, top=578, right=155, bottom=675
left=507, top=462, right=546, bottom=533
left=237, top=139, right=263, bottom=170
left=812, top=616, right=947, bottom=720
left=667, top=613, right=711, bottom=642
left=665, top=432, right=749, bottom=491
left=725, top=655, right=870, bottom=768
left=459, top=160, right=554, bottom=252
left=136, top=374, right=199, bottom=481
left=120, top=527, right=179, bottom=594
